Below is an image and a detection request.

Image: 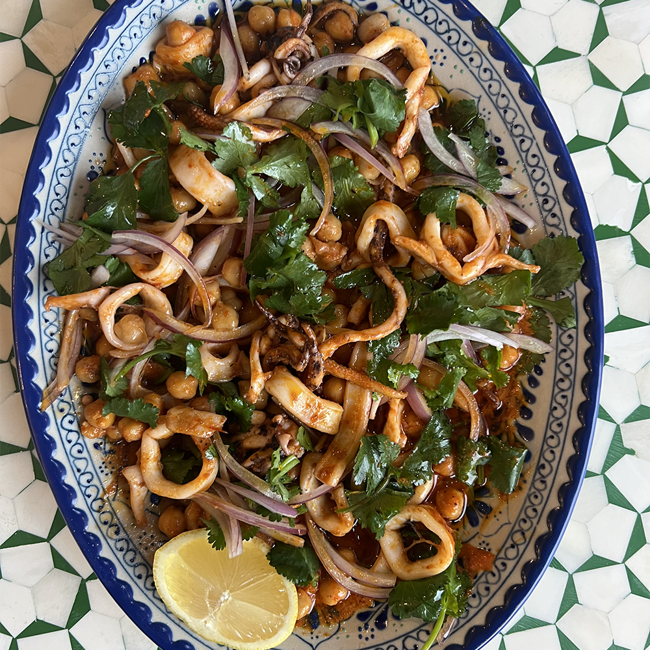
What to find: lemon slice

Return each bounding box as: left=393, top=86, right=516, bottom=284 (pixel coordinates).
left=153, top=530, right=298, bottom=650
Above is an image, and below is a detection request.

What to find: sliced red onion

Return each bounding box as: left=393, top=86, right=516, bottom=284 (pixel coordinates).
left=287, top=482, right=334, bottom=505
left=306, top=517, right=392, bottom=599
left=139, top=211, right=187, bottom=245
left=239, top=85, right=323, bottom=117
left=448, top=133, right=478, bottom=179
left=214, top=434, right=285, bottom=502
left=212, top=25, right=239, bottom=113
left=117, top=142, right=137, bottom=168
left=293, top=54, right=403, bottom=88
left=495, top=176, right=527, bottom=196
left=90, top=264, right=110, bottom=288
left=40, top=221, right=78, bottom=244
left=223, top=0, right=249, bottom=79
left=405, top=381, right=432, bottom=422
left=258, top=527, right=305, bottom=548
left=506, top=332, right=553, bottom=354
left=189, top=226, right=228, bottom=277
left=242, top=191, right=255, bottom=284
left=112, top=230, right=212, bottom=326
left=495, top=195, right=538, bottom=229
left=129, top=338, right=156, bottom=398
left=333, top=132, right=397, bottom=185
left=198, top=491, right=243, bottom=558
left=213, top=485, right=245, bottom=558
left=461, top=338, right=481, bottom=365
left=311, top=520, right=396, bottom=587
left=498, top=165, right=513, bottom=176
left=212, top=477, right=298, bottom=518
left=418, top=109, right=467, bottom=176
left=267, top=97, right=311, bottom=121
left=59, top=222, right=84, bottom=237
left=412, top=336, right=427, bottom=370
left=193, top=492, right=306, bottom=535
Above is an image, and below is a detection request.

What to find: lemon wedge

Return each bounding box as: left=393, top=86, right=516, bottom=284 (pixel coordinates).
left=153, top=530, right=298, bottom=650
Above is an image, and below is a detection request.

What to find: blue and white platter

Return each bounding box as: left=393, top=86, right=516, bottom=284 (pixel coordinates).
left=12, top=0, right=604, bottom=648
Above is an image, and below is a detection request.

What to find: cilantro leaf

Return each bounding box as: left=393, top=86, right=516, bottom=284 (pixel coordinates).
left=47, top=227, right=110, bottom=296
left=138, top=156, right=178, bottom=222
left=209, top=382, right=254, bottom=432
left=419, top=367, right=466, bottom=410
left=479, top=346, right=509, bottom=389
left=296, top=426, right=314, bottom=452
left=347, top=486, right=411, bottom=539
left=455, top=436, right=491, bottom=487
left=333, top=267, right=377, bottom=289
left=417, top=187, right=460, bottom=226
left=353, top=435, right=401, bottom=496
left=528, top=295, right=576, bottom=328
left=295, top=101, right=331, bottom=128
left=183, top=54, right=224, bottom=86
left=203, top=517, right=226, bottom=550
left=266, top=449, right=301, bottom=501
left=102, top=396, right=159, bottom=428
left=161, top=443, right=202, bottom=485
left=386, top=362, right=419, bottom=390
left=406, top=291, right=457, bottom=335
left=485, top=436, right=527, bottom=494
left=398, top=410, right=453, bottom=485
left=85, top=172, right=139, bottom=233
left=425, top=340, right=489, bottom=392
left=211, top=122, right=258, bottom=175
left=531, top=236, right=583, bottom=297
left=99, top=357, right=128, bottom=398
left=451, top=270, right=532, bottom=308
left=178, top=125, right=216, bottom=153
left=103, top=256, right=138, bottom=286
left=447, top=99, right=479, bottom=133
left=251, top=138, right=310, bottom=188
left=268, top=541, right=320, bottom=587
left=476, top=158, right=502, bottom=192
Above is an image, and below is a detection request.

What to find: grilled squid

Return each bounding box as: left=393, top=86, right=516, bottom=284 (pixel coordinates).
left=154, top=21, right=213, bottom=76
left=301, top=453, right=355, bottom=536
left=200, top=343, right=248, bottom=383
left=45, top=286, right=111, bottom=311
left=265, top=366, right=343, bottom=434
left=392, top=66, right=430, bottom=159
left=97, top=283, right=173, bottom=352
left=122, top=464, right=148, bottom=527
left=379, top=505, right=455, bottom=580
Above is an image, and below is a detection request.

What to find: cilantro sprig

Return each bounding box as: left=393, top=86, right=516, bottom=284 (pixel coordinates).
left=267, top=541, right=320, bottom=587
left=209, top=382, right=255, bottom=432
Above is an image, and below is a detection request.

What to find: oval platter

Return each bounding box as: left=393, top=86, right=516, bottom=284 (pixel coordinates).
left=12, top=0, right=604, bottom=649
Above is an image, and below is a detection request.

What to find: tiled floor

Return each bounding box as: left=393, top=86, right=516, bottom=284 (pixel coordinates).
left=0, top=0, right=649, bottom=649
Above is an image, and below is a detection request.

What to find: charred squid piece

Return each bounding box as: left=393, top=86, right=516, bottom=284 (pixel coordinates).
left=301, top=323, right=324, bottom=390
left=263, top=344, right=309, bottom=372
left=187, top=105, right=286, bottom=141
left=310, top=1, right=358, bottom=32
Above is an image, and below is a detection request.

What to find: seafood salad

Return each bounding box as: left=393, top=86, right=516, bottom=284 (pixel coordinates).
left=41, top=0, right=584, bottom=647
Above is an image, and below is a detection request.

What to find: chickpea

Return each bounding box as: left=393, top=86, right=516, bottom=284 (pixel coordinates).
left=114, top=314, right=148, bottom=347
left=184, top=501, right=204, bottom=530
left=251, top=410, right=266, bottom=426
left=75, top=355, right=100, bottom=384
left=328, top=146, right=352, bottom=160
left=348, top=295, right=371, bottom=325
left=354, top=153, right=381, bottom=182
left=182, top=80, right=207, bottom=105
left=166, top=371, right=199, bottom=400
left=323, top=377, right=346, bottom=404
left=311, top=30, right=335, bottom=56
left=360, top=68, right=382, bottom=80
left=435, top=485, right=466, bottom=521
left=395, top=67, right=410, bottom=84
left=166, top=20, right=195, bottom=46
left=259, top=334, right=272, bottom=356
left=189, top=395, right=211, bottom=411
left=239, top=380, right=268, bottom=410
left=402, top=154, right=421, bottom=185
left=238, top=24, right=260, bottom=61
left=433, top=454, right=454, bottom=477
left=171, top=186, right=197, bottom=213
left=297, top=587, right=315, bottom=619
left=239, top=298, right=260, bottom=324
left=382, top=50, right=404, bottom=72
left=383, top=130, right=398, bottom=144
left=212, top=301, right=240, bottom=331
left=95, top=335, right=113, bottom=357
left=319, top=574, right=349, bottom=606
left=84, top=399, right=115, bottom=429
left=277, top=8, right=301, bottom=28
left=358, top=13, right=390, bottom=44
left=104, top=426, right=123, bottom=442
left=222, top=257, right=244, bottom=288
left=500, top=345, right=521, bottom=371
left=81, top=394, right=94, bottom=406
left=169, top=120, right=183, bottom=146
left=325, top=12, right=355, bottom=42
left=220, top=287, right=243, bottom=311
left=330, top=304, right=349, bottom=328
left=322, top=286, right=337, bottom=304
left=422, top=85, right=440, bottom=111
left=159, top=505, right=187, bottom=538
left=248, top=5, right=276, bottom=36
left=339, top=548, right=356, bottom=563
left=317, top=213, right=342, bottom=243
left=81, top=421, right=104, bottom=439
left=117, top=417, right=147, bottom=442
left=211, top=85, right=241, bottom=114
left=123, top=63, right=160, bottom=97
left=143, top=392, right=164, bottom=412
left=344, top=44, right=361, bottom=55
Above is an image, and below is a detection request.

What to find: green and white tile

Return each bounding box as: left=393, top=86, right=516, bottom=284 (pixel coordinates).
left=0, top=0, right=649, bottom=648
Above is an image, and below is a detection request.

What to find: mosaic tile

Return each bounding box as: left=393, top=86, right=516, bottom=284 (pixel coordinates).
left=502, top=10, right=556, bottom=65
left=537, top=56, right=593, bottom=103
left=602, top=0, right=650, bottom=44
left=33, top=569, right=82, bottom=627
left=551, top=0, right=599, bottom=55
left=556, top=604, right=613, bottom=650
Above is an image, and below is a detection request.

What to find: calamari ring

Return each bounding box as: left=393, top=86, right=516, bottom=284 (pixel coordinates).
left=154, top=22, right=213, bottom=76
left=200, top=343, right=247, bottom=383
left=379, top=504, right=455, bottom=580
left=123, top=232, right=193, bottom=289
left=45, top=286, right=111, bottom=311
left=300, top=453, right=355, bottom=537
left=122, top=464, right=148, bottom=527
left=356, top=201, right=416, bottom=267
left=392, top=66, right=430, bottom=159
left=97, top=283, right=173, bottom=351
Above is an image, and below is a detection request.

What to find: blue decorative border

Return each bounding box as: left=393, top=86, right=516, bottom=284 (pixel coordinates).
left=12, top=1, right=604, bottom=649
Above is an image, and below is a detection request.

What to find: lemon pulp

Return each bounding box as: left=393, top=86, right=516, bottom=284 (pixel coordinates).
left=153, top=531, right=298, bottom=650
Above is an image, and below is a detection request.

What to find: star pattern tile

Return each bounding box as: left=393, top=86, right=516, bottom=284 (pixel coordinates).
left=0, top=0, right=649, bottom=649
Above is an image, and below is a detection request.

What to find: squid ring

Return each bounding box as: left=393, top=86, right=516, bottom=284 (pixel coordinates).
left=97, top=283, right=173, bottom=351
left=155, top=23, right=213, bottom=76
left=300, top=453, right=355, bottom=537
left=200, top=343, right=247, bottom=383
left=379, top=504, right=455, bottom=580
left=355, top=201, right=416, bottom=267
left=140, top=430, right=218, bottom=499
left=122, top=464, right=149, bottom=527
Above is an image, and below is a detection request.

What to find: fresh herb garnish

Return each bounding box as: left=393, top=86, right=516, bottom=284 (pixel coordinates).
left=102, top=396, right=159, bottom=429
left=183, top=54, right=224, bottom=86
left=485, top=436, right=527, bottom=494
left=530, top=235, right=584, bottom=298
left=417, top=187, right=460, bottom=226
left=209, top=382, right=255, bottom=432
left=267, top=541, right=320, bottom=587
left=266, top=449, right=301, bottom=501
left=318, top=154, right=375, bottom=221
left=455, top=436, right=491, bottom=487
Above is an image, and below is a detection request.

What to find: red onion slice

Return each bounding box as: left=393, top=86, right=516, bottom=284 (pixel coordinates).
left=287, top=482, right=334, bottom=505
left=212, top=24, right=240, bottom=113
left=418, top=109, right=467, bottom=176
left=461, top=338, right=481, bottom=365
left=193, top=493, right=306, bottom=535
left=506, top=332, right=553, bottom=354
left=496, top=176, right=528, bottom=196
left=223, top=0, right=249, bottom=79
left=237, top=85, right=324, bottom=117
left=405, top=381, right=432, bottom=422
left=293, top=54, right=403, bottom=88
left=333, top=132, right=397, bottom=185
left=197, top=491, right=243, bottom=558
left=242, top=191, right=255, bottom=284
left=448, top=133, right=478, bottom=179
left=306, top=517, right=392, bottom=599
left=258, top=527, right=305, bottom=548
left=495, top=195, right=538, bottom=229
left=90, top=264, right=110, bottom=288
left=212, top=477, right=298, bottom=518
left=112, top=230, right=212, bottom=327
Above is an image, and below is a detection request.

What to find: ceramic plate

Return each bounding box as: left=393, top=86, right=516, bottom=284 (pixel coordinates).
left=13, top=0, right=604, bottom=648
